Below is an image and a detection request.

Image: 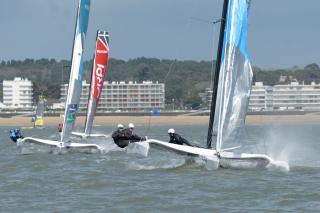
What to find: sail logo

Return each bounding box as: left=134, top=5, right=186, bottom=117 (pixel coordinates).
left=66, top=104, right=78, bottom=123
left=94, top=64, right=105, bottom=97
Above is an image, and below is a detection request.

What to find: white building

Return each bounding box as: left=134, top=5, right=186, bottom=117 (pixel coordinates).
left=249, top=82, right=273, bottom=111
left=2, top=77, right=33, bottom=109
left=249, top=81, right=320, bottom=111
left=272, top=82, right=320, bottom=110
left=204, top=81, right=320, bottom=111
left=60, top=81, right=165, bottom=112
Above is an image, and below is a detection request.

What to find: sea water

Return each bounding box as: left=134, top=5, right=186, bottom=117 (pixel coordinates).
left=0, top=124, right=319, bottom=212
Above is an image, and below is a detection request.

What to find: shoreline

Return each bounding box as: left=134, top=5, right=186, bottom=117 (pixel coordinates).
left=1, top=114, right=320, bottom=127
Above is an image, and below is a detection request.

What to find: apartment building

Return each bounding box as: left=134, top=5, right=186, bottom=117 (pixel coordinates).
left=203, top=81, right=320, bottom=111
left=249, top=81, right=320, bottom=111
left=2, top=77, right=33, bottom=109
left=60, top=81, right=165, bottom=112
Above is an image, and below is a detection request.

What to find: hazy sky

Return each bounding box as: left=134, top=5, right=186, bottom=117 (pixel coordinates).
left=0, top=0, right=319, bottom=69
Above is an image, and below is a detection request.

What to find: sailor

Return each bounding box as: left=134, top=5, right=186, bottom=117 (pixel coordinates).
left=123, top=123, right=146, bottom=142
left=112, top=124, right=127, bottom=148
left=167, top=128, right=193, bottom=146
left=57, top=123, right=63, bottom=133
left=9, top=128, right=24, bottom=143
left=112, top=123, right=146, bottom=148
left=15, top=128, right=23, bottom=139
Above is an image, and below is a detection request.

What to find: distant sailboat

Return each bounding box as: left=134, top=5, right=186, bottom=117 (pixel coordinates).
left=72, top=30, right=110, bottom=138
left=17, top=0, right=102, bottom=151
left=33, top=95, right=46, bottom=129
left=146, top=0, right=289, bottom=170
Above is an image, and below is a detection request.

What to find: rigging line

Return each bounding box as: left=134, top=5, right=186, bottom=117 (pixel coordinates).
left=209, top=20, right=220, bottom=91
left=189, top=17, right=223, bottom=25
left=164, top=60, right=177, bottom=81
left=145, top=59, right=176, bottom=137
left=145, top=113, right=152, bottom=137
left=188, top=16, right=221, bottom=105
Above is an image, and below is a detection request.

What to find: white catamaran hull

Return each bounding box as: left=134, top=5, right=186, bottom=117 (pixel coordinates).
left=72, top=131, right=109, bottom=138
left=146, top=139, right=288, bottom=170
left=17, top=137, right=102, bottom=153
left=146, top=139, right=220, bottom=169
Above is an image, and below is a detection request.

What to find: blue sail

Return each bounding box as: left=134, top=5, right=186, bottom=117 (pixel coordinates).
left=61, top=0, right=91, bottom=142
left=215, top=0, right=253, bottom=151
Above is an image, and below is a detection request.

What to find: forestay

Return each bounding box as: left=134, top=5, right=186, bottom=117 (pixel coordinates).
left=61, top=0, right=91, bottom=142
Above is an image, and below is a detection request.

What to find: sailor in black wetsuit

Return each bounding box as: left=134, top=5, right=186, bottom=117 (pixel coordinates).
left=167, top=128, right=193, bottom=146
left=112, top=124, right=126, bottom=148
left=112, top=123, right=146, bottom=148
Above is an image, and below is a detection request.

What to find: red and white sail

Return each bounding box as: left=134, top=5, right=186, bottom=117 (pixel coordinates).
left=84, top=30, right=110, bottom=135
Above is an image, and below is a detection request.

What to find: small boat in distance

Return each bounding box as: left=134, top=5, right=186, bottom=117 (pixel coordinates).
left=33, top=95, right=46, bottom=129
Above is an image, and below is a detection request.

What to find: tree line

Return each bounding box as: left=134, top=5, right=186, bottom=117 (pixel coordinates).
left=0, top=58, right=319, bottom=109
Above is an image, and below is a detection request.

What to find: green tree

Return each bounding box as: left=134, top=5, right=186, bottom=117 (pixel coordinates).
left=184, top=88, right=203, bottom=109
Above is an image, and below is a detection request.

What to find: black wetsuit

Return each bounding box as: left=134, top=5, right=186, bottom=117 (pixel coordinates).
left=123, top=128, right=146, bottom=142
left=169, top=133, right=193, bottom=146
left=112, top=129, right=145, bottom=148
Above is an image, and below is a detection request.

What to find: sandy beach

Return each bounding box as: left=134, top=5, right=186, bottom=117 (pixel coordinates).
left=1, top=114, right=320, bottom=127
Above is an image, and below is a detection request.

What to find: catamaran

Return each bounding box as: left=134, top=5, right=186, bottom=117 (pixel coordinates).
left=145, top=0, right=289, bottom=170
left=72, top=30, right=110, bottom=138
left=17, top=0, right=102, bottom=151
left=33, top=95, right=46, bottom=129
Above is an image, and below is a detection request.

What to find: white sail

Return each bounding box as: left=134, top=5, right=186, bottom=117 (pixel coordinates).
left=61, top=0, right=91, bottom=142
left=215, top=0, right=253, bottom=151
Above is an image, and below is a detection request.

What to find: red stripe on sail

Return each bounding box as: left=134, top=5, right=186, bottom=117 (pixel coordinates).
left=90, top=35, right=109, bottom=102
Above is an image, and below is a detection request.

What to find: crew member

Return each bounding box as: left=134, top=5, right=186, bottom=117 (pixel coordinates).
left=123, top=123, right=146, bottom=142
left=9, top=128, right=24, bottom=143
left=57, top=123, right=63, bottom=133
left=112, top=124, right=128, bottom=148
left=112, top=123, right=146, bottom=148
left=167, top=128, right=193, bottom=146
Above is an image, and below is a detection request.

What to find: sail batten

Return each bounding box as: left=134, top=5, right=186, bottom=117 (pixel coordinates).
left=84, top=31, right=110, bottom=135
left=61, top=0, right=91, bottom=142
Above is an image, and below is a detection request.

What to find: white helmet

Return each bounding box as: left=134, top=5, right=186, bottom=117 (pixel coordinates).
left=168, top=128, right=175, bottom=134
left=128, top=123, right=135, bottom=128
left=117, top=124, right=124, bottom=129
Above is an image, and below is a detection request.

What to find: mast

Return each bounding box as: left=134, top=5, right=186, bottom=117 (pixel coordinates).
left=61, top=0, right=91, bottom=142
left=206, top=0, right=229, bottom=148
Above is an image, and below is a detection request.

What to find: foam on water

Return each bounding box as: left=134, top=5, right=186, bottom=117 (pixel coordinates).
left=127, top=156, right=205, bottom=170
left=267, top=160, right=290, bottom=172
left=251, top=125, right=320, bottom=169
left=126, top=141, right=150, bottom=157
